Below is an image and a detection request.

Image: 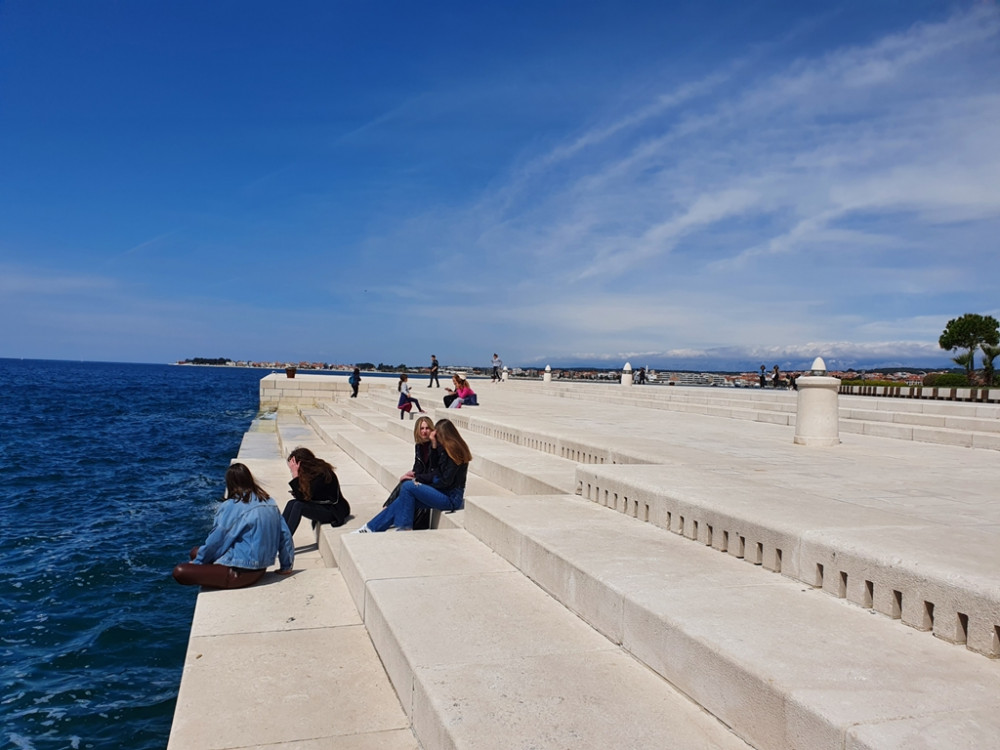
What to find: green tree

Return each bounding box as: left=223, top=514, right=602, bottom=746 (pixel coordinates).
left=938, top=314, right=1000, bottom=379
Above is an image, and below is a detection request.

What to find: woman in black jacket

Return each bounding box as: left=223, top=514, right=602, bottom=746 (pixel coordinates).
left=381, top=415, right=438, bottom=529
left=401, top=415, right=438, bottom=484
left=283, top=447, right=351, bottom=533
left=354, top=419, right=471, bottom=533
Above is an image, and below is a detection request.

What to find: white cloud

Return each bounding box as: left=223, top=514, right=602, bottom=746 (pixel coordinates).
left=404, top=4, right=1000, bottom=368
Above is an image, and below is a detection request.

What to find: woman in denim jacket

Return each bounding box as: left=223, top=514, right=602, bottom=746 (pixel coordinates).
left=173, top=463, right=295, bottom=588
left=354, top=419, right=471, bottom=533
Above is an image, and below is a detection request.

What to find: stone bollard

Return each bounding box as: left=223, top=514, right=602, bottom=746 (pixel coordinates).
left=794, top=357, right=840, bottom=446
left=621, top=362, right=633, bottom=387
left=543, top=365, right=552, bottom=384
left=502, top=366, right=508, bottom=382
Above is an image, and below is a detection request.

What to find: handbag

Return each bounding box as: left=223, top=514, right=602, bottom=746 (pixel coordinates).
left=382, top=481, right=403, bottom=508
left=381, top=480, right=431, bottom=530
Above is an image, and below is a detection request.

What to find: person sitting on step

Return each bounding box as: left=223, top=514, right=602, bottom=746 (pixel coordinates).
left=282, top=447, right=351, bottom=533
left=397, top=373, right=426, bottom=419
left=172, top=463, right=294, bottom=588
left=353, top=418, right=470, bottom=533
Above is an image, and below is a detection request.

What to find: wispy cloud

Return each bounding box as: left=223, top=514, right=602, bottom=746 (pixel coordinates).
left=4, top=4, right=998, bottom=368
left=0, top=266, right=116, bottom=294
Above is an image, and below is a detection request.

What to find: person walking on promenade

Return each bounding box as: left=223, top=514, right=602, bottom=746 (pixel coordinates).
left=282, top=447, right=350, bottom=533
left=759, top=365, right=767, bottom=389
left=353, top=418, right=471, bottom=533
left=349, top=367, right=361, bottom=398
left=172, top=463, right=294, bottom=588
left=398, top=373, right=426, bottom=418
left=428, top=354, right=440, bottom=388
left=772, top=365, right=781, bottom=389
left=491, top=353, right=503, bottom=383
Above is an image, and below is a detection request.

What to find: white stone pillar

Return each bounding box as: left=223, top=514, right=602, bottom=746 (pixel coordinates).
left=621, top=362, right=633, bottom=387
left=794, top=357, right=840, bottom=446
left=543, top=365, right=552, bottom=383
left=502, top=366, right=508, bottom=382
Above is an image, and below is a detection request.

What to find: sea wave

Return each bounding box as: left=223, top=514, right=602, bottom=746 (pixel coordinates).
left=0, top=359, right=265, bottom=750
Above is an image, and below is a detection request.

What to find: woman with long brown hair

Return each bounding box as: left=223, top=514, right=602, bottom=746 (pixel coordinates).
left=173, top=463, right=294, bottom=588
left=354, top=418, right=471, bottom=533
left=283, top=447, right=351, bottom=533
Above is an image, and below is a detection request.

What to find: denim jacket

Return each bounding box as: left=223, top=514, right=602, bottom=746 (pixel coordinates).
left=194, top=494, right=295, bottom=571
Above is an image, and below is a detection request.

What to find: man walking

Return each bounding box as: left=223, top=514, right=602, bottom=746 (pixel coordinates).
left=491, top=353, right=503, bottom=383
left=428, top=354, right=440, bottom=387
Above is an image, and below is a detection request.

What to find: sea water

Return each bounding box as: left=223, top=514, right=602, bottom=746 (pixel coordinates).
left=0, top=359, right=269, bottom=750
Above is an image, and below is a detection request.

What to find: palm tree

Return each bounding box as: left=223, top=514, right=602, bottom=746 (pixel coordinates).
left=952, top=351, right=975, bottom=382
left=982, top=343, right=1000, bottom=387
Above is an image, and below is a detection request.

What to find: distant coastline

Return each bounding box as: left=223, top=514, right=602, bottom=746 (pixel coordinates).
left=170, top=357, right=966, bottom=389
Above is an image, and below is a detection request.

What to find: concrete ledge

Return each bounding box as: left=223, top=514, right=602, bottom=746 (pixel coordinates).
left=463, top=494, right=1000, bottom=750
left=575, top=462, right=1000, bottom=657
left=340, top=530, right=753, bottom=750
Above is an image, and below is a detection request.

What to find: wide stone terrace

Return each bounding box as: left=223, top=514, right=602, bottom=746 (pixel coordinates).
left=169, top=377, right=1000, bottom=750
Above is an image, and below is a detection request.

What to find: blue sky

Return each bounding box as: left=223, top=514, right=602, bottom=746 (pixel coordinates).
left=2, top=1, right=998, bottom=371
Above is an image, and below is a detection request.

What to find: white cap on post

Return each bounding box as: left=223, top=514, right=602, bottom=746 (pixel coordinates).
left=794, top=356, right=840, bottom=446
left=621, top=361, right=634, bottom=387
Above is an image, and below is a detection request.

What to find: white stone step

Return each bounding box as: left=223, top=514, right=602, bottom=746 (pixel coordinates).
left=339, top=529, right=754, bottom=750
left=169, top=426, right=419, bottom=750
left=574, top=462, right=1000, bottom=658
left=313, top=400, right=581, bottom=497
left=506, top=381, right=1000, bottom=449
left=463, top=493, right=1000, bottom=750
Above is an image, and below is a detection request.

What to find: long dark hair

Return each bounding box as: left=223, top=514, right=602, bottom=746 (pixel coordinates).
left=434, top=419, right=472, bottom=465
left=225, top=463, right=270, bottom=503
left=287, top=446, right=336, bottom=501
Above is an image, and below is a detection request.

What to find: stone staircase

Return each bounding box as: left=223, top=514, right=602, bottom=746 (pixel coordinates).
left=282, top=382, right=1000, bottom=750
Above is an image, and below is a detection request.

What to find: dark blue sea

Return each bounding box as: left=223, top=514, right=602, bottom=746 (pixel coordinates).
left=0, top=360, right=272, bottom=750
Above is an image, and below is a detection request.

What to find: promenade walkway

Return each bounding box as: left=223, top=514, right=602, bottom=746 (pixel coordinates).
left=168, top=378, right=1000, bottom=750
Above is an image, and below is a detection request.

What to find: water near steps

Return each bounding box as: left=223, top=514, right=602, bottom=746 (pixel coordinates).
left=0, top=360, right=267, bottom=750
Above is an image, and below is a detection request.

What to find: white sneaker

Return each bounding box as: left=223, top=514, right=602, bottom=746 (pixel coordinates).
left=351, top=524, right=370, bottom=534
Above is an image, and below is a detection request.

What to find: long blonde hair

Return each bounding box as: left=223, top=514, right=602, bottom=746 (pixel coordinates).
left=413, top=415, right=434, bottom=443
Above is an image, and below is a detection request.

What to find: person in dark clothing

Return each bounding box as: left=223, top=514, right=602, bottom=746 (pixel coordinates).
left=380, top=415, right=438, bottom=529
left=349, top=367, right=361, bottom=398
left=428, top=355, right=440, bottom=388
left=398, top=415, right=439, bottom=486
left=283, top=447, right=350, bottom=533
left=354, top=419, right=470, bottom=533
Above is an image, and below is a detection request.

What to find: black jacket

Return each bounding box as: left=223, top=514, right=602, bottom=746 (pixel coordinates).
left=413, top=442, right=438, bottom=484
left=431, top=446, right=468, bottom=495
left=289, top=472, right=350, bottom=523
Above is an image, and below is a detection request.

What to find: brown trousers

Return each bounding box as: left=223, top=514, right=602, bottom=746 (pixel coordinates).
left=172, top=546, right=266, bottom=589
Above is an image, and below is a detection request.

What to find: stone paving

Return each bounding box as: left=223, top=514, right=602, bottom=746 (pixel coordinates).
left=168, top=378, right=1000, bottom=750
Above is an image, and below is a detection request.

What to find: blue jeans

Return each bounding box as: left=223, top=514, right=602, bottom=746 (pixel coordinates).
left=366, top=480, right=463, bottom=531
